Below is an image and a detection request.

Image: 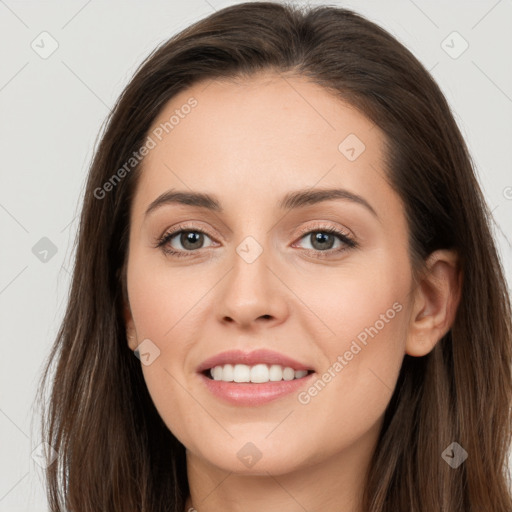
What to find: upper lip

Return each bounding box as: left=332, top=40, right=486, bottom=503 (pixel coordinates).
left=197, top=349, right=314, bottom=373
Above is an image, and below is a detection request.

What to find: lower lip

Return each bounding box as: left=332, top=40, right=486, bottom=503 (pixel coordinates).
left=198, top=372, right=315, bottom=406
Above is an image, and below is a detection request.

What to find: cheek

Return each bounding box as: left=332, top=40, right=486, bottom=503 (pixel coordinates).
left=291, top=257, right=409, bottom=414
left=139, top=363, right=203, bottom=452
left=126, top=250, right=209, bottom=340
left=293, top=295, right=407, bottom=463
left=288, top=252, right=409, bottom=354
left=126, top=253, right=212, bottom=444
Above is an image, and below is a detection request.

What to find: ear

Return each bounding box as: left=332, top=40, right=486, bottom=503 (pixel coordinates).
left=405, top=249, right=462, bottom=357
left=119, top=261, right=138, bottom=351
left=124, top=302, right=138, bottom=351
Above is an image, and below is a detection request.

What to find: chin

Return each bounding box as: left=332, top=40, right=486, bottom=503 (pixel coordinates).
left=188, top=439, right=316, bottom=476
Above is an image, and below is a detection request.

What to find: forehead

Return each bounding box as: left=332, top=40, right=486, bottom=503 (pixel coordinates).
left=147, top=72, right=378, bottom=161
left=132, top=72, right=397, bottom=221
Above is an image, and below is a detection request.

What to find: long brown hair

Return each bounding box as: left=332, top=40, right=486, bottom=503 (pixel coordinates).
left=36, top=2, right=512, bottom=510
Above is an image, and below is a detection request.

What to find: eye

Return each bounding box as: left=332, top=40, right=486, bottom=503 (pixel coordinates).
left=293, top=225, right=358, bottom=257
left=155, top=223, right=358, bottom=259
left=156, top=225, right=216, bottom=258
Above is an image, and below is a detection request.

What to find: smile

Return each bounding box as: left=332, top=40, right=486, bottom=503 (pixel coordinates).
left=206, top=363, right=312, bottom=383
left=196, top=349, right=316, bottom=406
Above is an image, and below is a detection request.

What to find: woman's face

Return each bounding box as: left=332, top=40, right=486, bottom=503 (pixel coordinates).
left=125, top=73, right=416, bottom=475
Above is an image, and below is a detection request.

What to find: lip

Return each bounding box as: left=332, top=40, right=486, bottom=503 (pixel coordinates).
left=198, top=372, right=315, bottom=406
left=197, top=349, right=313, bottom=373
left=196, top=349, right=315, bottom=406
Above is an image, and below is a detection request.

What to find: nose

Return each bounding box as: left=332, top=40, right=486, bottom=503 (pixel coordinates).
left=216, top=246, right=289, bottom=330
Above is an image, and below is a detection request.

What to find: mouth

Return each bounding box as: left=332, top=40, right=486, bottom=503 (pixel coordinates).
left=196, top=349, right=316, bottom=406
left=202, top=364, right=315, bottom=383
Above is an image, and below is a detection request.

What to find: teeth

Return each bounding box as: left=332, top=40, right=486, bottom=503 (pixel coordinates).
left=209, top=363, right=310, bottom=383
left=250, top=363, right=269, bottom=383
left=269, top=364, right=283, bottom=381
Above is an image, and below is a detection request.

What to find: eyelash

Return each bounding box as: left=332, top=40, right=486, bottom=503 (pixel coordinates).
left=155, top=222, right=359, bottom=259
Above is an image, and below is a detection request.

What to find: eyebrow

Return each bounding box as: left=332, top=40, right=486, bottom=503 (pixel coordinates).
left=144, top=187, right=378, bottom=218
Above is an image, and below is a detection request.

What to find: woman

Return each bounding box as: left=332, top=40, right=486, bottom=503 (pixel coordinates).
left=37, top=2, right=512, bottom=511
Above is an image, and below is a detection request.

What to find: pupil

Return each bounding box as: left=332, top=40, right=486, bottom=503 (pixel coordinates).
left=182, top=231, right=202, bottom=249
left=312, top=232, right=334, bottom=250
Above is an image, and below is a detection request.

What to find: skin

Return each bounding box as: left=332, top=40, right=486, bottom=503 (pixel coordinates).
left=124, top=72, right=460, bottom=512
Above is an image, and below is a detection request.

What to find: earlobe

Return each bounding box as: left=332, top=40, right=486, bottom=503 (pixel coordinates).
left=405, top=249, right=461, bottom=357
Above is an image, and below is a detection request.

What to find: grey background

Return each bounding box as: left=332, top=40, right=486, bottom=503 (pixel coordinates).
left=1, top=0, right=511, bottom=509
